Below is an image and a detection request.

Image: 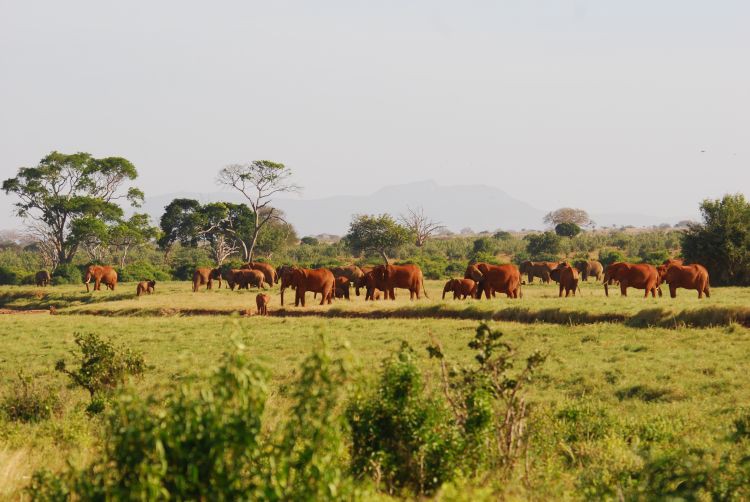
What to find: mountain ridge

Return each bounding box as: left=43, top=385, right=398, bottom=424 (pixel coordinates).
left=139, top=180, right=693, bottom=236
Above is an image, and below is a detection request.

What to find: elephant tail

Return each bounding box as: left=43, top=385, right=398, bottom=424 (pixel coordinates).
left=421, top=275, right=429, bottom=299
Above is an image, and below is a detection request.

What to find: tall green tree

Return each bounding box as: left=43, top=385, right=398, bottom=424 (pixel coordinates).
left=2, top=152, right=143, bottom=267
left=217, top=161, right=300, bottom=261
left=681, top=194, right=750, bottom=285
left=345, top=214, right=411, bottom=264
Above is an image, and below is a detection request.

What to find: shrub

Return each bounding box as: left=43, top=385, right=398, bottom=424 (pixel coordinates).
left=52, top=263, right=83, bottom=285
left=638, top=249, right=670, bottom=265
left=29, top=341, right=357, bottom=500
left=598, top=249, right=625, bottom=268
left=493, top=231, right=512, bottom=240
left=681, top=193, right=750, bottom=285
left=55, top=333, right=145, bottom=413
left=525, top=232, right=561, bottom=258
left=347, top=342, right=462, bottom=496
left=0, top=265, right=22, bottom=285
left=300, top=236, right=319, bottom=246
left=1, top=372, right=61, bottom=423
left=116, top=261, right=171, bottom=282
left=555, top=222, right=581, bottom=237
left=472, top=237, right=499, bottom=257
left=427, top=323, right=547, bottom=474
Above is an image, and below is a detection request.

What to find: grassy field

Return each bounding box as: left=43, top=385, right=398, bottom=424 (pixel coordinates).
left=1, top=281, right=749, bottom=499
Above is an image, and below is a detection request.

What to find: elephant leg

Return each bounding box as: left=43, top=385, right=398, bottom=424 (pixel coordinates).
left=389, top=289, right=395, bottom=300
left=319, top=289, right=327, bottom=306
left=528, top=274, right=533, bottom=284
left=704, top=286, right=710, bottom=298
left=620, top=284, right=627, bottom=296
left=559, top=284, right=563, bottom=297
left=669, top=285, right=677, bottom=299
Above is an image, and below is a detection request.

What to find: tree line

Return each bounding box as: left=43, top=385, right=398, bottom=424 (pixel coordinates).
left=3, top=151, right=749, bottom=286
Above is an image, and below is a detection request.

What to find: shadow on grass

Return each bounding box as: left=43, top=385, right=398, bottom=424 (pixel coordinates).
left=51, top=302, right=750, bottom=329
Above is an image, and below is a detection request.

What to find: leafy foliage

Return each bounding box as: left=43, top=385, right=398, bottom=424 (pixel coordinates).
left=55, top=333, right=145, bottom=413
left=345, top=214, right=412, bottom=264
left=1, top=372, right=61, bottom=423
left=2, top=151, right=143, bottom=266
left=347, top=342, right=461, bottom=495
left=525, top=231, right=561, bottom=258
left=29, top=340, right=358, bottom=501
left=543, top=207, right=592, bottom=227
left=681, top=193, right=750, bottom=285
left=555, top=222, right=581, bottom=237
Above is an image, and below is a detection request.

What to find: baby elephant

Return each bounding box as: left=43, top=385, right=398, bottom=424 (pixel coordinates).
left=256, top=293, right=271, bottom=315
left=136, top=280, right=156, bottom=296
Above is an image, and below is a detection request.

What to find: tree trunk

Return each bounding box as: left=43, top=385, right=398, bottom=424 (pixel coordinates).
left=380, top=250, right=390, bottom=265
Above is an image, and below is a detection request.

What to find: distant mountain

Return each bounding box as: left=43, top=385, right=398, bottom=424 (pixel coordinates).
left=141, top=180, right=548, bottom=236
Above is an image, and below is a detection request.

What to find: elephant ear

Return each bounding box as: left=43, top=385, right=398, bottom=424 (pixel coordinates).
left=468, top=266, right=483, bottom=282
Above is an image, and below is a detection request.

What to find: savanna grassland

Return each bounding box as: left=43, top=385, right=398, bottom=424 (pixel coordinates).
left=1, top=280, right=750, bottom=499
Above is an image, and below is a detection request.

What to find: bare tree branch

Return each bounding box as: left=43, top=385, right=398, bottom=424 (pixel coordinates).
left=398, top=206, right=445, bottom=247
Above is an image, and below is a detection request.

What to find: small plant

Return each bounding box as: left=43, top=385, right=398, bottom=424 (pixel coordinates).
left=347, top=342, right=462, bottom=496
left=1, top=371, right=61, bottom=423
left=427, top=323, right=547, bottom=474
left=55, top=332, right=145, bottom=413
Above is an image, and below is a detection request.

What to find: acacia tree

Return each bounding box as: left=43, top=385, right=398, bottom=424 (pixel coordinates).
left=399, top=206, right=445, bottom=247
left=543, top=208, right=593, bottom=228
left=2, top=152, right=143, bottom=267
left=217, top=161, right=300, bottom=261
left=109, top=214, right=160, bottom=268
left=345, top=214, right=411, bottom=264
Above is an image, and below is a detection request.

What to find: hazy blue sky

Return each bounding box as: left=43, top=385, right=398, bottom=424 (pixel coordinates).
left=1, top=0, right=748, bottom=227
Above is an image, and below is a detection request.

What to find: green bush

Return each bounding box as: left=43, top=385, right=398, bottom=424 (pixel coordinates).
left=116, top=261, right=171, bottom=282
left=55, top=333, right=145, bottom=414
left=555, top=222, right=581, bottom=237
left=0, top=265, right=22, bottom=285
left=638, top=249, right=670, bottom=265
left=598, top=249, right=625, bottom=268
left=347, top=342, right=462, bottom=495
left=52, top=264, right=83, bottom=285
left=525, top=232, right=561, bottom=258
left=1, top=372, right=61, bottom=423
left=169, top=246, right=214, bottom=280
left=29, top=340, right=358, bottom=501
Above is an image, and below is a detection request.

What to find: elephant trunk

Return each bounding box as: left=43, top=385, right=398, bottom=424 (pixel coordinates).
left=604, top=280, right=609, bottom=297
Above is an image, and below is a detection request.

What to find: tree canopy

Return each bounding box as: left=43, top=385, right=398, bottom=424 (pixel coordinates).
left=345, top=214, right=411, bottom=264
left=2, top=151, right=144, bottom=266
left=543, top=208, right=593, bottom=228
left=216, top=160, right=300, bottom=260
left=681, top=194, right=750, bottom=285
left=554, top=222, right=582, bottom=237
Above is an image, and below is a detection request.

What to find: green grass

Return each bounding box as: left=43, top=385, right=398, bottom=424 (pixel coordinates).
left=2, top=280, right=748, bottom=328
left=1, top=282, right=749, bottom=498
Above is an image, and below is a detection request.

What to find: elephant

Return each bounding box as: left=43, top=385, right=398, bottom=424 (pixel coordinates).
left=136, top=280, right=156, bottom=296
left=275, top=265, right=294, bottom=285
left=256, top=293, right=271, bottom=315
left=354, top=266, right=375, bottom=297
left=604, top=262, right=660, bottom=298
left=661, top=263, right=710, bottom=298
left=35, top=270, right=51, bottom=287
left=330, top=265, right=365, bottom=295
left=84, top=265, right=118, bottom=292
left=281, top=267, right=335, bottom=306
left=466, top=264, right=522, bottom=299
left=241, top=262, right=277, bottom=286
left=334, top=276, right=351, bottom=300
left=519, top=261, right=558, bottom=284
left=361, top=270, right=388, bottom=301
left=574, top=260, right=604, bottom=282
left=442, top=278, right=477, bottom=300
left=193, top=268, right=222, bottom=292
left=372, top=264, right=428, bottom=300
left=228, top=269, right=267, bottom=290
left=663, top=258, right=684, bottom=267
left=555, top=263, right=581, bottom=297
left=464, top=263, right=496, bottom=297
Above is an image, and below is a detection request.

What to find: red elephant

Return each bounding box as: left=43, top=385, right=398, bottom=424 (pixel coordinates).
left=241, top=262, right=277, bottom=286
left=372, top=264, right=428, bottom=300
left=281, top=267, right=335, bottom=306
left=466, top=264, right=522, bottom=299
left=555, top=263, right=581, bottom=297
left=84, top=265, right=118, bottom=292
left=661, top=263, right=710, bottom=298
left=442, top=278, right=477, bottom=300
left=604, top=262, right=660, bottom=298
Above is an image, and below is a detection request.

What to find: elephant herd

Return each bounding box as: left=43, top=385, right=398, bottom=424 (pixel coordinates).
left=27, top=258, right=710, bottom=316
